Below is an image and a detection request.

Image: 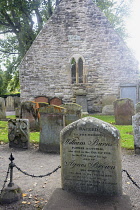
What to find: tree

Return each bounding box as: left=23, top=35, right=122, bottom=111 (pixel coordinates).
left=0, top=0, right=132, bottom=93
left=96, top=0, right=132, bottom=38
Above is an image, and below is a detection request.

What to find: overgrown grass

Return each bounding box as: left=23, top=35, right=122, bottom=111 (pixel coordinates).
left=0, top=114, right=134, bottom=149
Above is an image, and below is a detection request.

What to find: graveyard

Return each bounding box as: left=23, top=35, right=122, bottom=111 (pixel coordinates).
left=0, top=109, right=140, bottom=209
left=0, top=0, right=140, bottom=209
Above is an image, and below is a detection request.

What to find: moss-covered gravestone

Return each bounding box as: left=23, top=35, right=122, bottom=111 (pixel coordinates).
left=60, top=117, right=122, bottom=196
left=39, top=105, right=65, bottom=153
left=61, top=103, right=82, bottom=126
left=114, top=98, right=134, bottom=125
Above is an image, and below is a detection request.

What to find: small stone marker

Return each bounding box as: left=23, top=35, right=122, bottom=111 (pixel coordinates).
left=39, top=105, right=65, bottom=153
left=132, top=113, right=140, bottom=154
left=8, top=119, right=30, bottom=149
left=0, top=97, right=6, bottom=119
left=60, top=117, right=122, bottom=196
left=6, top=96, right=15, bottom=111
left=114, top=98, right=134, bottom=125
left=61, top=103, right=82, bottom=125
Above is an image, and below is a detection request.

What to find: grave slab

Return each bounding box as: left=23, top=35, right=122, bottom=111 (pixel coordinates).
left=43, top=188, right=132, bottom=210
left=39, top=105, right=65, bottom=153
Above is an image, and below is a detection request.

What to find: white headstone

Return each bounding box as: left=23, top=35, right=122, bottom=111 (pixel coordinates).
left=60, top=117, right=122, bottom=196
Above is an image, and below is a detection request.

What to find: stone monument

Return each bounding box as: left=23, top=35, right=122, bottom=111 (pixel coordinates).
left=60, top=117, right=122, bottom=195
left=8, top=119, right=30, bottom=149
left=43, top=117, right=132, bottom=210
left=114, top=98, right=135, bottom=125
left=132, top=113, right=140, bottom=154
left=39, top=105, right=65, bottom=153
left=61, top=103, right=82, bottom=126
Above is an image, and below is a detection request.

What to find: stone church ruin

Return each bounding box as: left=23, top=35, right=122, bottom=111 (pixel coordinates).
left=19, top=0, right=139, bottom=113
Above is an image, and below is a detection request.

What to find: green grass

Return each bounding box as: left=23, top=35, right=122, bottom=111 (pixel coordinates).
left=92, top=115, right=134, bottom=150
left=0, top=114, right=134, bottom=150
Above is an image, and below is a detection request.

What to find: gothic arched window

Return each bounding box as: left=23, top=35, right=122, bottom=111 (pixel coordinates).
left=71, top=56, right=84, bottom=84
left=71, top=58, right=76, bottom=84
left=78, top=58, right=83, bottom=83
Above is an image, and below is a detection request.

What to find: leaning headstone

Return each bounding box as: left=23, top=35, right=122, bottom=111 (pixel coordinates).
left=39, top=105, right=65, bottom=153
left=8, top=119, right=29, bottom=149
left=60, top=117, right=122, bottom=196
left=20, top=101, right=40, bottom=131
left=114, top=98, right=134, bottom=125
left=0, top=97, right=6, bottom=119
left=61, top=103, right=82, bottom=125
left=6, top=96, right=15, bottom=111
left=132, top=113, right=140, bottom=154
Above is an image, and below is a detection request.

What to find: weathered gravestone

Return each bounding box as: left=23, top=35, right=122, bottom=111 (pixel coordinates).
left=6, top=96, right=15, bottom=111
left=132, top=113, right=140, bottom=154
left=8, top=119, right=29, bottom=149
left=135, top=102, right=140, bottom=113
left=61, top=103, right=82, bottom=126
left=20, top=101, right=40, bottom=131
left=74, top=89, right=88, bottom=114
left=0, top=97, right=6, bottom=119
left=39, top=105, right=65, bottom=153
left=50, top=97, right=62, bottom=106
left=114, top=98, right=134, bottom=125
left=60, top=117, right=122, bottom=196
left=35, top=96, right=49, bottom=103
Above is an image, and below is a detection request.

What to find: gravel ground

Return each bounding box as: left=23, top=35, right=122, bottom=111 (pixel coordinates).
left=0, top=144, right=140, bottom=210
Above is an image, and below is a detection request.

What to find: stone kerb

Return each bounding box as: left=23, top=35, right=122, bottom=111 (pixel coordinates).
left=132, top=113, right=140, bottom=154
left=113, top=98, right=135, bottom=125
left=8, top=119, right=30, bottom=149
left=39, top=105, right=66, bottom=153
left=61, top=103, right=82, bottom=125
left=0, top=97, right=6, bottom=119
left=60, top=117, right=122, bottom=196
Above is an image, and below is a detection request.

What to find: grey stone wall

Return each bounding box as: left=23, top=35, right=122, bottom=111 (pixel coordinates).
left=19, top=0, right=139, bottom=113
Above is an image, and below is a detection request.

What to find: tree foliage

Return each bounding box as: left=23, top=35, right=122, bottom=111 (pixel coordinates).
left=0, top=0, right=132, bottom=94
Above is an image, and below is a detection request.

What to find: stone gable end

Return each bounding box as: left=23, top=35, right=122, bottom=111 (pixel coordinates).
left=19, top=0, right=139, bottom=113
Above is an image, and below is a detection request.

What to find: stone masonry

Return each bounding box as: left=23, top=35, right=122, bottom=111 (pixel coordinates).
left=19, top=0, right=139, bottom=113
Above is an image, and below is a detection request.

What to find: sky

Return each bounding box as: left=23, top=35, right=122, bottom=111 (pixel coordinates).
left=125, top=0, right=140, bottom=66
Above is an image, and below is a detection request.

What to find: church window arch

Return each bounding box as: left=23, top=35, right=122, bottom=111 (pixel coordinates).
left=71, top=58, right=76, bottom=84
left=70, top=55, right=85, bottom=84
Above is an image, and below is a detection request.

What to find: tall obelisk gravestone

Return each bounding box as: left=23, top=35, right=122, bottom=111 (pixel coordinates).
left=60, top=117, right=122, bottom=195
